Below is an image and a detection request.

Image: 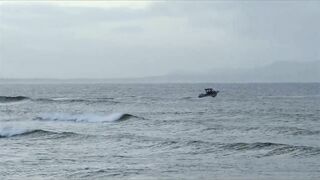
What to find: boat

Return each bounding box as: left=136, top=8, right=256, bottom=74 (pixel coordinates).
left=198, top=88, right=219, bottom=98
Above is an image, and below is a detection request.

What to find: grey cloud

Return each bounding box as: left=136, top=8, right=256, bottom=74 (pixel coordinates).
left=111, top=25, right=144, bottom=33
left=0, top=2, right=319, bottom=79
left=1, top=4, right=150, bottom=29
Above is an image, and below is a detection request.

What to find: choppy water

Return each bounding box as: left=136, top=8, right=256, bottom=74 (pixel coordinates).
left=0, top=83, right=319, bottom=179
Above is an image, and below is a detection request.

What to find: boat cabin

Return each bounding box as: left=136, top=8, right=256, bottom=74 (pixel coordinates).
left=199, top=88, right=219, bottom=98
left=205, top=88, right=213, bottom=93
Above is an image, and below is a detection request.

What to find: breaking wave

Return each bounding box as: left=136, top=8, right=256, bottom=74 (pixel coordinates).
left=34, top=113, right=136, bottom=123
left=0, top=96, right=29, bottom=103
left=36, top=97, right=118, bottom=104
left=0, top=96, right=118, bottom=104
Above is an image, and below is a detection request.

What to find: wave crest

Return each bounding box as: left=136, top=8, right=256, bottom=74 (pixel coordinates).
left=0, top=126, right=79, bottom=138
left=0, top=96, right=29, bottom=103
left=35, top=113, right=135, bottom=123
left=36, top=97, right=118, bottom=104
left=0, top=96, right=119, bottom=104
left=0, top=126, right=53, bottom=138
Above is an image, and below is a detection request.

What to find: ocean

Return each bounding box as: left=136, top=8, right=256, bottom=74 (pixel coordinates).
left=0, top=83, right=319, bottom=179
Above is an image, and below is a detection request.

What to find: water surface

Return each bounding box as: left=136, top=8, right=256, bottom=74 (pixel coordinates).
left=0, top=83, right=319, bottom=179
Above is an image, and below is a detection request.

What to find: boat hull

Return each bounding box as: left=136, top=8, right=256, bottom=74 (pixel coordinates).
left=198, top=91, right=218, bottom=98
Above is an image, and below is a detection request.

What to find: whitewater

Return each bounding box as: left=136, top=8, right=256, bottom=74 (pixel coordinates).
left=0, top=83, right=319, bottom=179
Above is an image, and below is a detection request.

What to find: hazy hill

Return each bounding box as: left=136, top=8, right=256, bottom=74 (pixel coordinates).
left=138, top=61, right=320, bottom=83
left=0, top=61, right=319, bottom=83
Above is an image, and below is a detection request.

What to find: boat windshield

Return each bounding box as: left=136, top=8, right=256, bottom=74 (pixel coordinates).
left=205, top=88, right=213, bottom=93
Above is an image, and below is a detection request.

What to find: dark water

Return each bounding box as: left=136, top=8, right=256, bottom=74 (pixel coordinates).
left=0, top=83, right=319, bottom=179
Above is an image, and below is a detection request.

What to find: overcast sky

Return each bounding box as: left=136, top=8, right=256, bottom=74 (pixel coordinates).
left=0, top=1, right=319, bottom=79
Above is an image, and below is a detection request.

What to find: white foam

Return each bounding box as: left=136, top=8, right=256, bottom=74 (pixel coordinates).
left=52, top=97, right=73, bottom=101
left=36, top=112, right=130, bottom=123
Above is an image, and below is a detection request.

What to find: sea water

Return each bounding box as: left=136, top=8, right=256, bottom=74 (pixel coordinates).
left=0, top=83, right=319, bottom=179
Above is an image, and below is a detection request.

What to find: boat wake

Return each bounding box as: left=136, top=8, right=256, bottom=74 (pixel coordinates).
left=34, top=113, right=136, bottom=123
